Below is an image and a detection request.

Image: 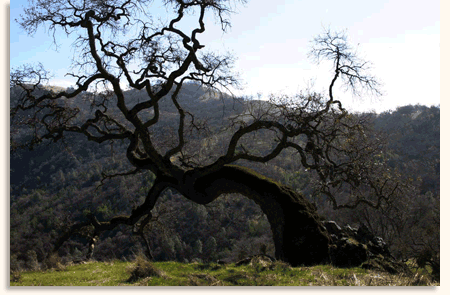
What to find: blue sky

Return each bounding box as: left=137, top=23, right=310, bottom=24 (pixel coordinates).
left=9, top=0, right=440, bottom=113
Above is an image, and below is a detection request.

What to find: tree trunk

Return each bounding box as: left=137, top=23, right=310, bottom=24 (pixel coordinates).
left=140, top=232, right=154, bottom=261
left=186, top=165, right=331, bottom=266
left=85, top=235, right=98, bottom=260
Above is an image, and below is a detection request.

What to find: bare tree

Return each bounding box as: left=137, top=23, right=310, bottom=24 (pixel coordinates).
left=11, top=1, right=402, bottom=266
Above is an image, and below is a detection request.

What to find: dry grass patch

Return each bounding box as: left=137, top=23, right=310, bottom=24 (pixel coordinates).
left=126, top=254, right=168, bottom=283
left=309, top=267, right=436, bottom=286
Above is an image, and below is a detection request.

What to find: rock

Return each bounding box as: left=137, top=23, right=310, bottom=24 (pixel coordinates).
left=329, top=237, right=368, bottom=267
left=342, top=224, right=358, bottom=238
left=323, top=220, right=407, bottom=274
left=356, top=223, right=374, bottom=243
left=361, top=256, right=411, bottom=275
left=322, top=221, right=342, bottom=238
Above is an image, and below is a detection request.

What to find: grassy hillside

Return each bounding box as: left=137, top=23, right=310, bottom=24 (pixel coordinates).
left=10, top=256, right=437, bottom=286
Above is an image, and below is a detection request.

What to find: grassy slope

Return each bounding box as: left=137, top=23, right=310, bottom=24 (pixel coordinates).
left=10, top=259, right=437, bottom=286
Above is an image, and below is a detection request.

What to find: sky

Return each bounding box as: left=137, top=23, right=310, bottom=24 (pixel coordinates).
left=9, top=0, right=440, bottom=113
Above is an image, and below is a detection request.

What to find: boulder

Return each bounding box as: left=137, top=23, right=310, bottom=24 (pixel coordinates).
left=322, top=220, right=341, bottom=237
left=323, top=221, right=408, bottom=274
left=329, top=237, right=368, bottom=267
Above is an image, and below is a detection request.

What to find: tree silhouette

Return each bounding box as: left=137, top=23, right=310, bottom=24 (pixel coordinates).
left=11, top=0, right=402, bottom=266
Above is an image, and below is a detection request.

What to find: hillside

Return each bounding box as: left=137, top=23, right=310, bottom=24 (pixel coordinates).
left=10, top=85, right=439, bottom=281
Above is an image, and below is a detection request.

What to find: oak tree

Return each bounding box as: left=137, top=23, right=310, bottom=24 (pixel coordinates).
left=11, top=0, right=401, bottom=266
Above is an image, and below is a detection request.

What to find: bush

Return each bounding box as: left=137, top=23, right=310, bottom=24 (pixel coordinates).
left=25, top=250, right=39, bottom=271
left=416, top=249, right=440, bottom=282
left=10, top=254, right=23, bottom=272
left=43, top=253, right=66, bottom=271
left=10, top=271, right=22, bottom=283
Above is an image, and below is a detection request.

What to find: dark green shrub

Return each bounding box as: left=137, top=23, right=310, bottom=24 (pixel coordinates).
left=43, top=253, right=66, bottom=271
left=10, top=254, right=23, bottom=272
left=25, top=250, right=39, bottom=271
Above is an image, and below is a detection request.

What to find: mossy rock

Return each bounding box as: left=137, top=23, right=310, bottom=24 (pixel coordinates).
left=361, top=256, right=410, bottom=275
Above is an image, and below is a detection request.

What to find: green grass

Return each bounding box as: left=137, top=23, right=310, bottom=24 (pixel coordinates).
left=10, top=260, right=130, bottom=286
left=10, top=257, right=438, bottom=286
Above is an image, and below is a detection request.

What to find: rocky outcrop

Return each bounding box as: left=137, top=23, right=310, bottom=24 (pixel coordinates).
left=231, top=220, right=409, bottom=275
left=323, top=221, right=409, bottom=275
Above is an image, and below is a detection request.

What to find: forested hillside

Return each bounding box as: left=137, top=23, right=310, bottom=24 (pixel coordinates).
left=318, top=105, right=439, bottom=263
left=10, top=85, right=439, bottom=272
